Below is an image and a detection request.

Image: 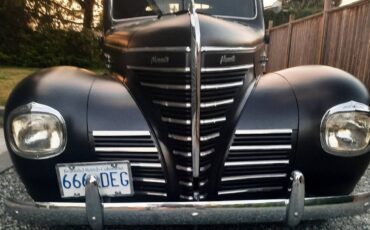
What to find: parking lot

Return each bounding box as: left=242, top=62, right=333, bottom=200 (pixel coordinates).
left=0, top=127, right=369, bottom=229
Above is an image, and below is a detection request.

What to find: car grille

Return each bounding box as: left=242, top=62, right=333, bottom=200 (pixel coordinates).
left=218, top=130, right=293, bottom=197
left=139, top=69, right=249, bottom=200
left=92, top=131, right=167, bottom=199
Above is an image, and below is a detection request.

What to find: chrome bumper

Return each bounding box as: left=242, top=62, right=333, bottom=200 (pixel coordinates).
left=5, top=171, right=370, bottom=228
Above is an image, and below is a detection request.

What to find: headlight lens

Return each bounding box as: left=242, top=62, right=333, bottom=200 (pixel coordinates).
left=321, top=101, right=370, bottom=157
left=8, top=103, right=67, bottom=159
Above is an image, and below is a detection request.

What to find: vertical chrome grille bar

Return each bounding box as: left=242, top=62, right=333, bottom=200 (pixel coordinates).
left=190, top=0, right=201, bottom=200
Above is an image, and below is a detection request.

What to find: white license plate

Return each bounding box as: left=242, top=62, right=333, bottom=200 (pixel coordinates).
left=56, top=161, right=134, bottom=198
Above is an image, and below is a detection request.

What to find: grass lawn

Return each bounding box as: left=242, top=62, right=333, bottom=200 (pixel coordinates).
left=0, top=67, right=106, bottom=106
left=0, top=67, right=37, bottom=106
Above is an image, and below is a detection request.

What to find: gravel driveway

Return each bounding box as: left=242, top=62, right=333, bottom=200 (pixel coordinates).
left=0, top=167, right=369, bottom=230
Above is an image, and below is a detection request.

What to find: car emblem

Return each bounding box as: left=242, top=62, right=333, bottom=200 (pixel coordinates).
left=151, top=56, right=170, bottom=65
left=220, top=55, right=236, bottom=65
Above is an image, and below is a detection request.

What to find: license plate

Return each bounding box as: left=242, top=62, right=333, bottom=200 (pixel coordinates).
left=56, top=161, right=133, bottom=198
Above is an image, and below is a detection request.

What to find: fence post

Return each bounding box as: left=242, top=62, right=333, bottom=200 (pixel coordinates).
left=285, top=14, right=295, bottom=68
left=318, top=0, right=332, bottom=64
left=266, top=20, right=273, bottom=72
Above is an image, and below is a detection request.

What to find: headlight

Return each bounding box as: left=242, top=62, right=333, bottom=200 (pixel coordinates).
left=320, top=101, right=370, bottom=157
left=7, top=102, right=67, bottom=159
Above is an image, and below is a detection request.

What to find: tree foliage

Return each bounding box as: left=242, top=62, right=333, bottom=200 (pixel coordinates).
left=265, top=0, right=343, bottom=26
left=0, top=0, right=104, bottom=68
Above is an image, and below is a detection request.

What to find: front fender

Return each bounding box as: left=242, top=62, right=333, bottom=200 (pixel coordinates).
left=4, top=67, right=151, bottom=202
left=234, top=65, right=370, bottom=196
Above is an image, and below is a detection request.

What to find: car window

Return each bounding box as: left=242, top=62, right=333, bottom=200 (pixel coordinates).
left=112, top=0, right=257, bottom=20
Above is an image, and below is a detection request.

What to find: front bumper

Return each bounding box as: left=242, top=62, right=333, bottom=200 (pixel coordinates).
left=5, top=171, right=370, bottom=227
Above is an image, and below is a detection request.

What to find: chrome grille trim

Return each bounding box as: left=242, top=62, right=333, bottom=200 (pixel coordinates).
left=153, top=100, right=191, bottom=108
left=127, top=66, right=191, bottom=73
left=200, top=117, right=226, bottom=125
left=200, top=99, right=234, bottom=108
left=230, top=145, right=292, bottom=151
left=92, top=131, right=151, bottom=137
left=95, top=147, right=158, bottom=153
left=133, top=178, right=166, bottom=184
left=200, top=132, right=220, bottom=142
left=200, top=149, right=215, bottom=157
left=201, top=81, right=244, bottom=90
left=221, top=174, right=288, bottom=182
left=168, top=134, right=192, bottom=142
left=180, top=194, right=207, bottom=201
left=162, top=117, right=191, bottom=125
left=173, top=150, right=192, bottom=158
left=176, top=165, right=192, bottom=172
left=136, top=191, right=168, bottom=197
left=201, top=46, right=257, bottom=53
left=130, top=163, right=162, bottom=168
left=141, top=82, right=191, bottom=90
left=224, top=160, right=290, bottom=167
left=218, top=186, right=284, bottom=196
left=235, top=129, right=293, bottom=135
left=179, top=180, right=208, bottom=187
left=126, top=46, right=191, bottom=53
left=201, top=64, right=254, bottom=73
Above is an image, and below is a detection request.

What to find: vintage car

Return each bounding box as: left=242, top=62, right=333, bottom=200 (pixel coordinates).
left=3, top=0, right=370, bottom=229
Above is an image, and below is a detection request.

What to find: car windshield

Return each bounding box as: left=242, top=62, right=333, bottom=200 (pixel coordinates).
left=112, top=0, right=257, bottom=20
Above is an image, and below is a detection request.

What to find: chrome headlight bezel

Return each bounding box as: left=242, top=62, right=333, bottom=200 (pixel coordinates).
left=320, top=101, right=370, bottom=157
left=6, top=102, right=67, bottom=160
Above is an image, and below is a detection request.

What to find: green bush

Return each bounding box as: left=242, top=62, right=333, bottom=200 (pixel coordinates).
left=0, top=6, right=104, bottom=68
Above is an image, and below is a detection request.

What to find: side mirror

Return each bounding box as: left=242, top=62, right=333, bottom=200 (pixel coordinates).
left=264, top=1, right=283, bottom=14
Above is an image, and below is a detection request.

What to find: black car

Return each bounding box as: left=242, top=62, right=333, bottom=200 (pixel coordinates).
left=4, top=0, right=370, bottom=229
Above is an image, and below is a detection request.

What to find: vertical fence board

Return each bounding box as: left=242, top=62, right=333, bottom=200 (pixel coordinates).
left=267, top=25, right=289, bottom=72
left=267, top=0, right=370, bottom=90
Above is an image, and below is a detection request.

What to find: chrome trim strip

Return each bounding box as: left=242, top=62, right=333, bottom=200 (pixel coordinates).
left=153, top=100, right=191, bottom=108
left=200, top=149, right=215, bottom=157
left=130, top=163, right=162, bottom=168
left=224, top=160, right=290, bottom=167
left=133, top=178, right=166, bottom=184
left=201, top=81, right=244, bottom=90
left=221, top=173, right=288, bottom=182
left=201, top=47, right=257, bottom=53
left=200, top=133, right=220, bottom=142
left=229, top=145, right=292, bottom=151
left=141, top=82, right=191, bottom=90
left=218, top=186, right=284, bottom=195
left=127, top=66, right=191, bottom=73
left=200, top=117, right=226, bottom=125
left=95, top=147, right=157, bottom=153
left=173, top=150, right=192, bottom=158
left=168, top=134, right=192, bottom=142
left=235, top=129, right=293, bottom=135
left=176, top=165, right=192, bottom=172
left=127, top=47, right=191, bottom=53
left=190, top=0, right=202, bottom=182
left=201, top=99, right=234, bottom=108
left=135, top=191, right=168, bottom=197
left=200, top=164, right=211, bottom=172
left=201, top=64, right=254, bottom=73
left=180, top=194, right=207, bottom=201
left=92, top=131, right=151, bottom=137
left=162, top=117, right=191, bottom=125
left=179, top=180, right=208, bottom=187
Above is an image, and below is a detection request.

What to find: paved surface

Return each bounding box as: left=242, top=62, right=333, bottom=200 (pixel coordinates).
left=0, top=128, right=12, bottom=173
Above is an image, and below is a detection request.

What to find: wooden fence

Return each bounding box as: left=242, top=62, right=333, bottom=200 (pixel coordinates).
left=267, top=0, right=370, bottom=89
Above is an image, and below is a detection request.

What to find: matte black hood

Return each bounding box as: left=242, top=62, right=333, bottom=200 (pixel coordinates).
left=105, top=14, right=264, bottom=49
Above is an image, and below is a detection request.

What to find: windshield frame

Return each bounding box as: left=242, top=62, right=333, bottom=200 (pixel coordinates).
left=109, top=0, right=259, bottom=23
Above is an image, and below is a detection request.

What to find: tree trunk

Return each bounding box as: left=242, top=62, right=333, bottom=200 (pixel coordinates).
left=83, top=0, right=95, bottom=29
